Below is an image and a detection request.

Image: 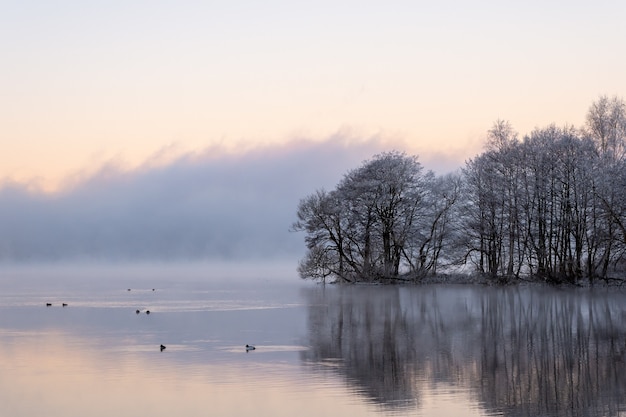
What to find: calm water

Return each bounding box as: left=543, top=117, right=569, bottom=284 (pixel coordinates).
left=1, top=265, right=626, bottom=417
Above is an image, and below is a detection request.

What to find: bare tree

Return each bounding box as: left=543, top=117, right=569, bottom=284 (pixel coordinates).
left=295, top=96, right=626, bottom=284
left=293, top=151, right=434, bottom=283
left=586, top=95, right=626, bottom=159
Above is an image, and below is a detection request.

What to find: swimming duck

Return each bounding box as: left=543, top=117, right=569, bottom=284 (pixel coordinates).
left=136, top=309, right=141, bottom=314
left=160, top=344, right=166, bottom=351
left=246, top=344, right=256, bottom=351
left=146, top=310, right=151, bottom=315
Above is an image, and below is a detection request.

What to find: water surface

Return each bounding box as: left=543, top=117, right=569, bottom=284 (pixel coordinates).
left=1, top=265, right=625, bottom=416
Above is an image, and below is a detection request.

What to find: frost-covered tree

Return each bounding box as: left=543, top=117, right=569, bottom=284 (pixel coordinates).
left=293, top=151, right=450, bottom=283
left=409, top=172, right=463, bottom=276
left=338, top=151, right=425, bottom=278
left=295, top=95, right=626, bottom=284
left=461, top=120, right=520, bottom=280
left=462, top=122, right=603, bottom=283
left=586, top=95, right=626, bottom=159
left=585, top=95, right=626, bottom=280
left=292, top=189, right=355, bottom=282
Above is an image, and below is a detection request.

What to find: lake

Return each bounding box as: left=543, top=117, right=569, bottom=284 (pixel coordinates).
left=1, top=264, right=626, bottom=417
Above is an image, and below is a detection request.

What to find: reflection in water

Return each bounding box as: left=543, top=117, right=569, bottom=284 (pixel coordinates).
left=302, top=285, right=626, bottom=416
left=3, top=268, right=626, bottom=417
left=0, top=271, right=388, bottom=417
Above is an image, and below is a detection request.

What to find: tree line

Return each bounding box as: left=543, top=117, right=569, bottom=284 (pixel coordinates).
left=292, top=95, right=626, bottom=284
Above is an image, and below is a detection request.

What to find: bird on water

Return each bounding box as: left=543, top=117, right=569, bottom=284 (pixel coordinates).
left=246, top=344, right=256, bottom=351
left=160, top=344, right=166, bottom=351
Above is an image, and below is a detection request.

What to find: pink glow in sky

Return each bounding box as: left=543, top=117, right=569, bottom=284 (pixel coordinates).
left=1, top=0, right=625, bottom=190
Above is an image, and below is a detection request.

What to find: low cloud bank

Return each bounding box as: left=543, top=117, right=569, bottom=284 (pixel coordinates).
left=1, top=134, right=461, bottom=263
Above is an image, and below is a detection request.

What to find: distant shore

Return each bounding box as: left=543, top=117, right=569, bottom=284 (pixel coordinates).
left=325, top=274, right=626, bottom=287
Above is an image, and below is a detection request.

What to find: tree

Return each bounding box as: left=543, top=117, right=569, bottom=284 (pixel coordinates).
left=292, top=189, right=354, bottom=282
left=461, top=120, right=520, bottom=280
left=409, top=172, right=463, bottom=276
left=293, top=151, right=432, bottom=283
left=585, top=95, right=626, bottom=281
left=462, top=122, right=599, bottom=283
left=295, top=95, right=626, bottom=284
left=586, top=95, right=626, bottom=159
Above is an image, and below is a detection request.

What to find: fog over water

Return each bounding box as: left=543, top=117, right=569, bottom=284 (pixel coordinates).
left=0, top=136, right=463, bottom=263
left=2, top=268, right=625, bottom=417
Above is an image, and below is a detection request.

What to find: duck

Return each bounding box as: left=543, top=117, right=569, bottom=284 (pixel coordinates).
left=46, top=303, right=52, bottom=307
left=146, top=310, right=151, bottom=315
left=62, top=303, right=68, bottom=307
left=160, top=344, right=166, bottom=351
left=136, top=309, right=141, bottom=314
left=245, top=344, right=256, bottom=351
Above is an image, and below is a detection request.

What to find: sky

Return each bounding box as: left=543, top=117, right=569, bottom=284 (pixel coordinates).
left=1, top=0, right=625, bottom=263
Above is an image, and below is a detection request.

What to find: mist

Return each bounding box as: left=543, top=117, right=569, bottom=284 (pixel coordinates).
left=0, top=134, right=460, bottom=264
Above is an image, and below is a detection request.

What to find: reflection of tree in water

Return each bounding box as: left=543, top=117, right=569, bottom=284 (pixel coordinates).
left=301, top=285, right=476, bottom=412
left=301, top=285, right=626, bottom=416
left=476, top=289, right=626, bottom=417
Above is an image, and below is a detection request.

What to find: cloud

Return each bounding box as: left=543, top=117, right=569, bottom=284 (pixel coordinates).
left=1, top=133, right=436, bottom=263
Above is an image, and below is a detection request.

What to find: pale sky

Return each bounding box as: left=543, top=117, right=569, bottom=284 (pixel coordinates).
left=2, top=0, right=625, bottom=191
